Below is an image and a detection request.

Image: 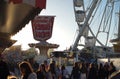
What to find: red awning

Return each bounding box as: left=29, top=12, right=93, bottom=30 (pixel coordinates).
left=4, top=0, right=46, bottom=9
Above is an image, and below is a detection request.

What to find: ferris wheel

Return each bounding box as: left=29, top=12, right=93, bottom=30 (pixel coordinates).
left=71, top=0, right=120, bottom=52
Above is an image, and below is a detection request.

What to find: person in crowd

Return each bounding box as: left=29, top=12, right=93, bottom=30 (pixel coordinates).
left=52, top=60, right=61, bottom=79
left=56, top=65, right=61, bottom=79
left=44, top=60, right=49, bottom=72
left=109, top=62, right=116, bottom=75
left=98, top=63, right=105, bottom=79
left=47, top=63, right=57, bottom=79
left=19, top=61, right=37, bottom=79
left=0, top=60, right=10, bottom=79
left=61, top=65, right=69, bottom=79
left=80, top=62, right=87, bottom=79
left=103, top=62, right=109, bottom=79
left=87, top=63, right=97, bottom=79
left=29, top=58, right=39, bottom=72
left=70, top=62, right=81, bottom=79
left=36, top=64, right=46, bottom=79
left=85, top=63, right=90, bottom=78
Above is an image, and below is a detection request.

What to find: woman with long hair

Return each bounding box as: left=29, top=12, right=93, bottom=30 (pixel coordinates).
left=19, top=61, right=37, bottom=79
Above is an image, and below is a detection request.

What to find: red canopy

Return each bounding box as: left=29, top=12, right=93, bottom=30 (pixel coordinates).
left=4, top=0, right=46, bottom=9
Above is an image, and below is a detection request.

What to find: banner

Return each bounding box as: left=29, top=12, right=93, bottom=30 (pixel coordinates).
left=31, top=16, right=55, bottom=41
left=4, top=0, right=46, bottom=9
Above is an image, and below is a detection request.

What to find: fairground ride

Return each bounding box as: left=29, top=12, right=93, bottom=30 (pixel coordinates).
left=71, top=0, right=120, bottom=61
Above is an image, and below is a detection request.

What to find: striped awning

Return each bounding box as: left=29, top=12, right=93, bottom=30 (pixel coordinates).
left=4, top=0, right=46, bottom=9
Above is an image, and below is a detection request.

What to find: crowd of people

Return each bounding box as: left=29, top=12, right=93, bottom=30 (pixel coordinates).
left=0, top=59, right=117, bottom=79
left=70, top=62, right=116, bottom=79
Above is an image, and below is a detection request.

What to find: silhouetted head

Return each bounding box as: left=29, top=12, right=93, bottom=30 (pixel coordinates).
left=0, top=60, right=10, bottom=79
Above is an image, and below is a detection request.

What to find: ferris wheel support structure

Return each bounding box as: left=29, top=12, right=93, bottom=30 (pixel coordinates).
left=72, top=0, right=100, bottom=51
